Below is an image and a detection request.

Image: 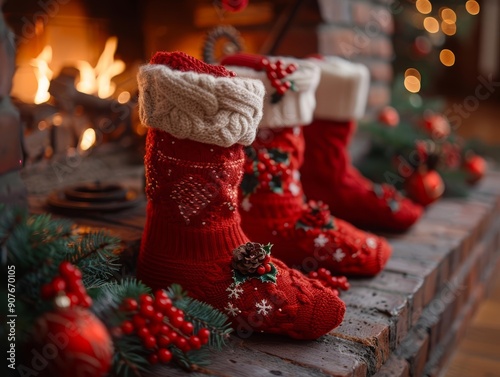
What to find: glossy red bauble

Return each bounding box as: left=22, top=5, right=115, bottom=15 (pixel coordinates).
left=378, top=106, right=400, bottom=127
left=463, top=154, right=486, bottom=185
left=405, top=169, right=445, bottom=206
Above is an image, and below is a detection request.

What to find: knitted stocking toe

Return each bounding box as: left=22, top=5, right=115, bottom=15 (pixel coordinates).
left=136, top=51, right=345, bottom=340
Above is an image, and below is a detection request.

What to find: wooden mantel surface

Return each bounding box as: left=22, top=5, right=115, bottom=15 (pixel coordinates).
left=25, top=157, right=500, bottom=377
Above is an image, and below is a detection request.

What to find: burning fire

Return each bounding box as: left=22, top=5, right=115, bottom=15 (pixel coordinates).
left=31, top=46, right=53, bottom=104
left=76, top=37, right=125, bottom=99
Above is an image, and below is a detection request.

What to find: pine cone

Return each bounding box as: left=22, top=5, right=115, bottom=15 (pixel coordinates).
left=232, top=242, right=267, bottom=275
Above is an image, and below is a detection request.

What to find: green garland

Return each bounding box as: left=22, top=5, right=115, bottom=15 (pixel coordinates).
left=0, top=206, right=232, bottom=376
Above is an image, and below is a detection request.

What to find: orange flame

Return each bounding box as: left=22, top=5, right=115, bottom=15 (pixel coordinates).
left=31, top=46, right=53, bottom=104
left=76, top=37, right=125, bottom=98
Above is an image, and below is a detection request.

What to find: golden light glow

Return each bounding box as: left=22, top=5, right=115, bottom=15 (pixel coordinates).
left=423, top=17, right=440, bottom=33
left=440, top=8, right=457, bottom=24
left=416, top=0, right=432, bottom=14
left=52, top=114, right=63, bottom=126
left=404, top=76, right=421, bottom=93
left=441, top=21, right=457, bottom=36
left=30, top=46, right=53, bottom=104
left=117, top=91, right=131, bottom=104
left=440, top=49, right=456, bottom=67
left=76, top=37, right=126, bottom=99
left=80, top=128, right=97, bottom=151
left=465, top=0, right=480, bottom=15
left=405, top=68, right=421, bottom=81
left=38, top=121, right=48, bottom=131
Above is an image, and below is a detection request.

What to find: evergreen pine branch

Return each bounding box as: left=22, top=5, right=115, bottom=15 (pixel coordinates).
left=112, top=335, right=150, bottom=377
left=167, top=285, right=233, bottom=350
left=69, top=231, right=121, bottom=289
left=171, top=346, right=212, bottom=370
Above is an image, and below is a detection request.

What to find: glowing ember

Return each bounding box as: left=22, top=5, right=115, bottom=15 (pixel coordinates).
left=76, top=37, right=125, bottom=99
left=31, top=46, right=54, bottom=104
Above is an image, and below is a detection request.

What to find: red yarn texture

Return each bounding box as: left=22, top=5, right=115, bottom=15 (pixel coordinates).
left=240, top=127, right=391, bottom=277
left=137, top=51, right=345, bottom=339
left=302, top=119, right=423, bottom=232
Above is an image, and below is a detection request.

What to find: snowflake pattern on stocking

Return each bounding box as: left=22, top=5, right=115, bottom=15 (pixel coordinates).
left=314, top=234, right=329, bottom=248
left=333, top=248, right=346, bottom=262
left=255, top=299, right=273, bottom=316
left=225, top=302, right=240, bottom=317
left=226, top=284, right=244, bottom=299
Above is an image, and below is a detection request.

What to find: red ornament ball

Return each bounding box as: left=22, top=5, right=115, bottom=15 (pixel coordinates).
left=463, top=154, right=486, bottom=185
left=30, top=307, right=113, bottom=377
left=422, top=114, right=451, bottom=140
left=405, top=169, right=445, bottom=206
left=378, top=106, right=400, bottom=127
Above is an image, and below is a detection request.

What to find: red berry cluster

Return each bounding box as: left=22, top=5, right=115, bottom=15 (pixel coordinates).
left=120, top=291, right=211, bottom=365
left=40, top=261, right=92, bottom=308
left=308, top=268, right=350, bottom=296
left=258, top=58, right=297, bottom=97
left=245, top=151, right=290, bottom=191
left=256, top=254, right=272, bottom=276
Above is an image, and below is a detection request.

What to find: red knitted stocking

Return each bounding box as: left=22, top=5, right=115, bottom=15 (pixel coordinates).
left=301, top=57, right=423, bottom=232
left=240, top=127, right=391, bottom=276
left=222, top=53, right=391, bottom=277
left=136, top=51, right=345, bottom=340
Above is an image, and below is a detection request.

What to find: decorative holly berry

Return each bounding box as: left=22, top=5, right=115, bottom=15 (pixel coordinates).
left=148, top=353, right=159, bottom=365
left=181, top=322, right=194, bottom=335
left=463, top=153, right=486, bottom=185
left=378, top=106, right=400, bottom=127
left=158, top=348, right=172, bottom=363
left=422, top=113, right=451, bottom=139
left=121, top=321, right=134, bottom=335
left=122, top=298, right=139, bottom=311
left=198, top=328, right=211, bottom=343
left=405, top=168, right=444, bottom=206
left=307, top=268, right=350, bottom=294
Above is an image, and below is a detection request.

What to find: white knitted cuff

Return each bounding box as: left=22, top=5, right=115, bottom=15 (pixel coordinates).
left=310, top=57, right=370, bottom=121
left=137, top=64, right=265, bottom=147
left=226, top=58, right=321, bottom=128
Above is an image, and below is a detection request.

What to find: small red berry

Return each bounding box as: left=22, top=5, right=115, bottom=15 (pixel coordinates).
left=257, top=265, right=266, bottom=275
left=341, top=282, right=350, bottom=291
left=158, top=335, right=171, bottom=347
left=149, top=323, right=162, bottom=336
left=257, top=162, right=266, bottom=172
left=284, top=81, right=292, bottom=89
left=148, top=353, right=159, bottom=365
left=198, top=328, right=210, bottom=342
left=277, top=85, right=286, bottom=95
left=171, top=315, right=184, bottom=329
left=59, top=261, right=76, bottom=278
left=286, top=64, right=297, bottom=74
left=260, top=181, right=270, bottom=190
left=181, top=322, right=194, bottom=335
left=308, top=271, right=319, bottom=279
left=189, top=336, right=202, bottom=350
left=155, top=289, right=169, bottom=301
left=337, top=276, right=347, bottom=285
left=244, top=163, right=255, bottom=174
left=140, top=294, right=154, bottom=305
left=121, top=321, right=134, bottom=335
left=269, top=63, right=277, bottom=71
left=143, top=335, right=157, bottom=349
left=140, top=304, right=155, bottom=318
left=158, top=348, right=172, bottom=363
left=160, top=324, right=170, bottom=335
left=133, top=314, right=147, bottom=329
left=137, top=327, right=150, bottom=339
left=266, top=70, right=278, bottom=81
left=269, top=164, right=278, bottom=174
left=263, top=255, right=271, bottom=264
left=276, top=69, right=287, bottom=79
left=175, top=336, right=190, bottom=352
left=265, top=263, right=272, bottom=273
left=67, top=293, right=79, bottom=306
left=123, top=298, right=139, bottom=311
left=165, top=306, right=178, bottom=319
left=271, top=79, right=281, bottom=89
left=70, top=268, right=82, bottom=280
left=329, top=276, right=338, bottom=286
left=152, top=311, right=165, bottom=323
left=276, top=59, right=283, bottom=68
left=51, top=277, right=66, bottom=293
left=81, top=295, right=93, bottom=308
left=259, top=58, right=270, bottom=69
left=169, top=331, right=179, bottom=342
left=332, top=289, right=339, bottom=296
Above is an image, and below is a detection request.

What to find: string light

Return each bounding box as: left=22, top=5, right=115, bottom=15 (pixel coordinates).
left=465, top=0, right=480, bottom=15
left=416, top=0, right=432, bottom=14
left=440, top=49, right=456, bottom=67
left=423, top=17, right=439, bottom=33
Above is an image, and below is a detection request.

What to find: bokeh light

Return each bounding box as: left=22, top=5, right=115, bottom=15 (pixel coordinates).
left=416, top=0, right=432, bottom=14
left=440, top=8, right=457, bottom=24
left=404, top=68, right=422, bottom=93
left=465, top=0, right=480, bottom=15
left=423, top=17, right=439, bottom=33
left=441, top=21, right=457, bottom=36
left=440, top=49, right=456, bottom=67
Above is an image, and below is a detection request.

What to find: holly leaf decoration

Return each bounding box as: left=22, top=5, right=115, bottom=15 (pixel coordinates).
left=268, top=149, right=289, bottom=165
left=241, top=173, right=259, bottom=196
left=232, top=263, right=278, bottom=285
left=270, top=175, right=283, bottom=194
left=262, top=243, right=272, bottom=255
left=258, top=263, right=278, bottom=284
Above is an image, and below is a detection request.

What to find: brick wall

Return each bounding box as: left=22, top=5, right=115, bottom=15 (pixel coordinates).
left=317, top=0, right=396, bottom=114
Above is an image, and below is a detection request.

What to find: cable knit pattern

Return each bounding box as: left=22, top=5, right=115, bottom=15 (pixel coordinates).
left=225, top=58, right=320, bottom=128
left=137, top=64, right=265, bottom=147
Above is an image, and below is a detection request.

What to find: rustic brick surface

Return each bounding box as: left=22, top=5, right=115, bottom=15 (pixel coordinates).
left=372, top=354, right=410, bottom=377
